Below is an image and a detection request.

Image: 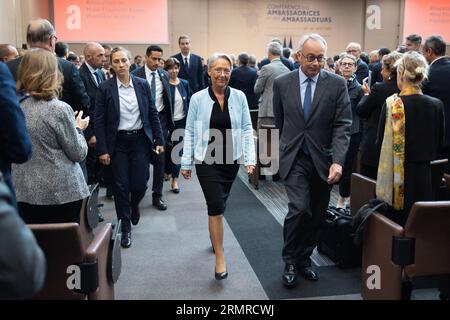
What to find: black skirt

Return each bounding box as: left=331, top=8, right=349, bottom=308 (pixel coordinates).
left=195, top=163, right=239, bottom=216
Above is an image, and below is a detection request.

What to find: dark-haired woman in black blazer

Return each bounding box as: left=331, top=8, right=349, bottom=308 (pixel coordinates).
left=356, top=51, right=402, bottom=180
left=164, top=57, right=192, bottom=193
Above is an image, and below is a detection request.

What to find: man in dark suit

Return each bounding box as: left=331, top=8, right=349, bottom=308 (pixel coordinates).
left=346, top=42, right=369, bottom=84
left=133, top=45, right=173, bottom=211
left=229, top=53, right=259, bottom=109
left=422, top=35, right=450, bottom=172
left=95, top=47, right=164, bottom=248
left=273, top=34, right=352, bottom=288
left=0, top=63, right=32, bottom=207
left=171, top=35, right=204, bottom=93
left=79, top=42, right=107, bottom=187
left=370, top=47, right=390, bottom=87
left=7, top=19, right=90, bottom=115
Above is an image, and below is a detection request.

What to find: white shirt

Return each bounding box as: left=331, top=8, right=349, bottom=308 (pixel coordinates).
left=182, top=53, right=191, bottom=68
left=173, top=86, right=185, bottom=121
left=116, top=77, right=143, bottom=131
left=145, top=65, right=164, bottom=112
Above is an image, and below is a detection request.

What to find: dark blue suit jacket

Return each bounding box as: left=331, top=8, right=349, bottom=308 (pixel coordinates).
left=355, top=59, right=369, bottom=84
left=259, top=56, right=294, bottom=71
left=132, top=66, right=174, bottom=132
left=7, top=56, right=90, bottom=114
left=229, top=66, right=259, bottom=109
left=169, top=78, right=191, bottom=117
left=423, top=57, right=450, bottom=147
left=370, top=61, right=383, bottom=87
left=171, top=53, right=204, bottom=93
left=94, top=75, right=164, bottom=157
left=0, top=63, right=32, bottom=203
left=79, top=63, right=106, bottom=140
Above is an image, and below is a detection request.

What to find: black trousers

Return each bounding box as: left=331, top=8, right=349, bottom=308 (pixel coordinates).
left=111, top=131, right=150, bottom=232
left=19, top=200, right=83, bottom=224
left=360, top=163, right=378, bottom=180
left=152, top=112, right=169, bottom=198
left=282, top=151, right=331, bottom=267
left=339, top=133, right=361, bottom=198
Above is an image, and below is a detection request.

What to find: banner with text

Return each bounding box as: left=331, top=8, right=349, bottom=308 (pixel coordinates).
left=404, top=0, right=450, bottom=41
left=54, top=0, right=168, bottom=43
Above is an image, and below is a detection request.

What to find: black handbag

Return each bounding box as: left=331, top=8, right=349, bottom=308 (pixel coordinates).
left=318, top=206, right=361, bottom=268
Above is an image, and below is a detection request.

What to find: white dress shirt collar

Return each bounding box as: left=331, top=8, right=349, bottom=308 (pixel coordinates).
left=430, top=55, right=448, bottom=67
left=117, top=76, right=134, bottom=89
left=182, top=53, right=191, bottom=62
left=298, top=67, right=320, bottom=84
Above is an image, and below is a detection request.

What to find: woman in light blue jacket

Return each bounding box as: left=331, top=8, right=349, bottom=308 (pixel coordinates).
left=181, top=53, right=256, bottom=280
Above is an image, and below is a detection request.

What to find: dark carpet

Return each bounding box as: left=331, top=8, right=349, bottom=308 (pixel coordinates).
left=225, top=178, right=361, bottom=299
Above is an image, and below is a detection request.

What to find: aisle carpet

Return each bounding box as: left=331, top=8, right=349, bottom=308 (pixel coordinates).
left=225, top=178, right=361, bottom=299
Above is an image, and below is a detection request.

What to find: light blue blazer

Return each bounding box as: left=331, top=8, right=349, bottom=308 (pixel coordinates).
left=181, top=87, right=256, bottom=170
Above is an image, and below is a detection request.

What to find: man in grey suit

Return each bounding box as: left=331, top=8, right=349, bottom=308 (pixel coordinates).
left=255, top=41, right=290, bottom=128
left=273, top=34, right=352, bottom=287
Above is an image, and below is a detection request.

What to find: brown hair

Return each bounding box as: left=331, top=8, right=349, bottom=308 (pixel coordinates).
left=17, top=48, right=62, bottom=101
left=164, top=57, right=180, bottom=70
left=382, top=51, right=403, bottom=79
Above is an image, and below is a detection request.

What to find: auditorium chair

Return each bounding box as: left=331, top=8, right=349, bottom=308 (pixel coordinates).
left=77, top=183, right=101, bottom=249
left=350, top=159, right=448, bottom=216
left=29, top=221, right=121, bottom=300
left=28, top=185, right=121, bottom=300
left=430, top=159, right=448, bottom=199
left=361, top=201, right=450, bottom=300
left=249, top=123, right=277, bottom=189
left=350, top=173, right=376, bottom=216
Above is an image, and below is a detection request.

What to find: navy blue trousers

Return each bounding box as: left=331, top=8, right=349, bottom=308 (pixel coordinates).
left=111, top=131, right=150, bottom=232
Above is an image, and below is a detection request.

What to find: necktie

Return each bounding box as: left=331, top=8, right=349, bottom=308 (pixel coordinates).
left=302, top=78, right=313, bottom=155
left=303, top=78, right=313, bottom=122
left=151, top=72, right=156, bottom=101
left=94, top=70, right=102, bottom=86
left=184, top=57, right=189, bottom=70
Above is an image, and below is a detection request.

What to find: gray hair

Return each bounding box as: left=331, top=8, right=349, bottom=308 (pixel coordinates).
left=394, top=51, right=429, bottom=85
left=424, top=35, right=447, bottom=56
left=208, top=53, right=233, bottom=70
left=26, top=19, right=55, bottom=45
left=338, top=54, right=357, bottom=65
left=346, top=42, right=362, bottom=51
left=299, top=34, right=327, bottom=52
left=267, top=41, right=282, bottom=56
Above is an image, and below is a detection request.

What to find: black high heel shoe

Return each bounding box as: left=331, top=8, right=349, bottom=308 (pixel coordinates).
left=215, top=269, right=228, bottom=280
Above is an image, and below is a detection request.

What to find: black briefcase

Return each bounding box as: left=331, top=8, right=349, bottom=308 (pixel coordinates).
left=318, top=206, right=362, bottom=268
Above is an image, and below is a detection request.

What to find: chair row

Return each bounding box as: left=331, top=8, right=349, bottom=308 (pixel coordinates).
left=351, top=159, right=450, bottom=300
left=29, top=184, right=122, bottom=300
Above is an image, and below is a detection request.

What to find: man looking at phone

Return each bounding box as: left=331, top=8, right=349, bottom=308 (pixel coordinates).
left=346, top=42, right=369, bottom=85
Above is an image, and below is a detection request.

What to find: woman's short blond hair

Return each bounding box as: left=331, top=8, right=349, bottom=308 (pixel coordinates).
left=394, top=51, right=429, bottom=85
left=17, top=48, right=62, bottom=101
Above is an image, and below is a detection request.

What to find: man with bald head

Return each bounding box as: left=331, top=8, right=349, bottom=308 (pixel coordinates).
left=0, top=44, right=19, bottom=62
left=79, top=42, right=106, bottom=185
left=7, top=19, right=90, bottom=115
